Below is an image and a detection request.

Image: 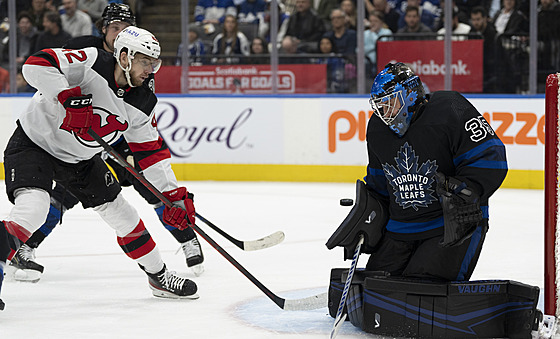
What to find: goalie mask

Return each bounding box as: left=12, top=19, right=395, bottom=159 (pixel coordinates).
left=113, top=26, right=162, bottom=87
left=369, top=63, right=426, bottom=137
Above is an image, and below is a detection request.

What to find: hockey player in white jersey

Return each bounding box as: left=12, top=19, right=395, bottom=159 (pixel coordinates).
left=9, top=3, right=204, bottom=283
left=0, top=26, right=198, bottom=310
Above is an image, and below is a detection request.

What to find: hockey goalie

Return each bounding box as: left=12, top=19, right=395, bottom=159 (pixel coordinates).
left=325, top=62, right=556, bottom=338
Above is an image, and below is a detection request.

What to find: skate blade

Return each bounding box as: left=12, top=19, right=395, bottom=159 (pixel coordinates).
left=5, top=265, right=42, bottom=283
left=190, top=264, right=204, bottom=277
left=151, top=289, right=200, bottom=300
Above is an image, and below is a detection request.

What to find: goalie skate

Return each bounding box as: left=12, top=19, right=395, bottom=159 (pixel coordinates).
left=144, top=265, right=199, bottom=299
left=8, top=244, right=44, bottom=283
left=533, top=312, right=559, bottom=339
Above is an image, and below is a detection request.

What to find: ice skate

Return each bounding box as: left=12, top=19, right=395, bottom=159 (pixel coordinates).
left=180, top=237, right=204, bottom=276
left=143, top=265, right=199, bottom=299
left=8, top=244, right=44, bottom=283
left=532, top=310, right=559, bottom=339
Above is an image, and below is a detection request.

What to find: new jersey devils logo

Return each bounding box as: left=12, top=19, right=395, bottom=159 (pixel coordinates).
left=61, top=106, right=128, bottom=147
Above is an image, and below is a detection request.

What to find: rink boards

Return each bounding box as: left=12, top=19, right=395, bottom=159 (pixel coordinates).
left=0, top=94, right=546, bottom=189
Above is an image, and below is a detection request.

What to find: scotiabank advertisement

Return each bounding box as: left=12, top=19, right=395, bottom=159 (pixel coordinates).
left=155, top=64, right=327, bottom=94
left=376, top=40, right=483, bottom=93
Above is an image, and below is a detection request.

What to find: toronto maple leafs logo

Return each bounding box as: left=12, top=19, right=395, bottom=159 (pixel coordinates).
left=382, top=142, right=438, bottom=211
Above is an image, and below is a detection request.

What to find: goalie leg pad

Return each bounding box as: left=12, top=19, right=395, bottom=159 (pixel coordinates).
left=326, top=180, right=388, bottom=260
left=347, top=276, right=539, bottom=338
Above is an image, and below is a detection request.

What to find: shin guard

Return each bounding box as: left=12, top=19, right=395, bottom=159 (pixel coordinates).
left=333, top=274, right=540, bottom=338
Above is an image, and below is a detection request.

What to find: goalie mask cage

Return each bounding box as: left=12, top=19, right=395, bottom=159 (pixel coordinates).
left=545, top=72, right=560, bottom=317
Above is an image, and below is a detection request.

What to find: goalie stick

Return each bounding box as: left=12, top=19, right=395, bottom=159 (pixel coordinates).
left=195, top=213, right=285, bottom=251
left=330, top=235, right=364, bottom=339
left=88, top=129, right=327, bottom=311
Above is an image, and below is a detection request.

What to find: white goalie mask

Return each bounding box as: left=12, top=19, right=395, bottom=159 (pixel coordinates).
left=113, top=26, right=162, bottom=87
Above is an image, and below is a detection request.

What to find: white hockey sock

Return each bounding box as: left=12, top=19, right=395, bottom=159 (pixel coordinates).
left=5, top=188, right=50, bottom=233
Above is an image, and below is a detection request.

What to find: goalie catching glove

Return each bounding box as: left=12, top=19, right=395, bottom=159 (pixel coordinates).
left=326, top=180, right=388, bottom=260
left=435, top=172, right=483, bottom=248
left=162, top=187, right=195, bottom=230
left=58, top=86, right=93, bottom=137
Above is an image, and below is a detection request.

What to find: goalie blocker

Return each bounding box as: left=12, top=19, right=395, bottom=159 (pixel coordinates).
left=326, top=180, right=388, bottom=260
left=328, top=268, right=540, bottom=338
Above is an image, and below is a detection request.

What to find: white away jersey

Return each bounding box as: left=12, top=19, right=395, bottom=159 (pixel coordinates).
left=21, top=47, right=177, bottom=193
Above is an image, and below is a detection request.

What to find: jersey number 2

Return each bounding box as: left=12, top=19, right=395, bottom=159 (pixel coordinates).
left=63, top=50, right=87, bottom=64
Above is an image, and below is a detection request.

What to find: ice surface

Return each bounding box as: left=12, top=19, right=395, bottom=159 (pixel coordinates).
left=0, top=182, right=544, bottom=338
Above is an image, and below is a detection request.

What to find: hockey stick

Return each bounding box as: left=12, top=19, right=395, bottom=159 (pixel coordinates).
left=195, top=213, right=285, bottom=251
left=330, top=235, right=364, bottom=339
left=87, top=129, right=326, bottom=311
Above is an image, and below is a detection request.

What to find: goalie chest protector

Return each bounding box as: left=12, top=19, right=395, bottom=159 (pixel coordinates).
left=329, top=269, right=540, bottom=338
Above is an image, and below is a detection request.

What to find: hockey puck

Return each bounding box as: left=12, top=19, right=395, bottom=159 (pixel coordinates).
left=340, top=198, right=354, bottom=206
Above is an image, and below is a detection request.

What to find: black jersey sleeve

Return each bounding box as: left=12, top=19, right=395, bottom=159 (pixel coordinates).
left=443, top=92, right=507, bottom=201
left=63, top=36, right=104, bottom=50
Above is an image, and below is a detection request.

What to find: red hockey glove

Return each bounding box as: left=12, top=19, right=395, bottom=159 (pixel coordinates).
left=162, top=187, right=195, bottom=230
left=58, top=86, right=93, bottom=137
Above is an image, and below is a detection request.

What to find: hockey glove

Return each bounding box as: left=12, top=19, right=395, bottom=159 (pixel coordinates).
left=162, top=187, right=195, bottom=230
left=435, top=172, right=483, bottom=248
left=58, top=86, right=93, bottom=137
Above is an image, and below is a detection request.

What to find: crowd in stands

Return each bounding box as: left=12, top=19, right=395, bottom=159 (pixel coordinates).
left=0, top=0, right=140, bottom=92
left=181, top=0, right=557, bottom=93
left=0, top=0, right=558, bottom=93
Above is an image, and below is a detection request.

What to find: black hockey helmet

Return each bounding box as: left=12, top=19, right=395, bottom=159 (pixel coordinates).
left=102, top=3, right=136, bottom=27
left=369, top=62, right=426, bottom=137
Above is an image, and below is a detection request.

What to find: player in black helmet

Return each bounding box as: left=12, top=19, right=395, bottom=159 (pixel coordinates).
left=8, top=3, right=205, bottom=283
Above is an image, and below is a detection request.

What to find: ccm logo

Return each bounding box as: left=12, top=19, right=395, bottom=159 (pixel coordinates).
left=70, top=98, right=92, bottom=106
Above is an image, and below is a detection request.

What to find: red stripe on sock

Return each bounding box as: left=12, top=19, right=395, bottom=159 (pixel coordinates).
left=4, top=221, right=32, bottom=243
left=126, top=239, right=156, bottom=260
left=117, top=220, right=156, bottom=259
left=117, top=220, right=147, bottom=246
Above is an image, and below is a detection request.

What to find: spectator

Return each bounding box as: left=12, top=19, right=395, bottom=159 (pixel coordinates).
left=317, top=0, right=339, bottom=29
left=61, top=0, right=93, bottom=37
left=315, top=36, right=347, bottom=93
left=258, top=0, right=290, bottom=49
left=211, top=14, right=250, bottom=64
left=323, top=8, right=357, bottom=55
left=436, top=6, right=471, bottom=40
left=2, top=12, right=39, bottom=68
left=34, top=11, right=72, bottom=52
left=397, top=0, right=438, bottom=30
left=470, top=6, right=498, bottom=92
left=364, top=10, right=392, bottom=75
left=371, top=0, right=400, bottom=32
left=537, top=0, right=560, bottom=70
left=396, top=5, right=433, bottom=37
left=78, top=0, right=109, bottom=23
left=492, top=0, right=528, bottom=36
left=283, top=0, right=326, bottom=53
left=340, top=0, right=358, bottom=30
left=247, top=37, right=269, bottom=64
left=29, top=0, right=49, bottom=31
left=238, top=0, right=266, bottom=24
left=194, top=0, right=237, bottom=25
left=433, top=0, right=469, bottom=31
left=176, top=28, right=206, bottom=66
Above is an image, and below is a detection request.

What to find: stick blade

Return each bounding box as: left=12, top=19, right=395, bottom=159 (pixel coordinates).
left=282, top=292, right=328, bottom=311
left=329, top=313, right=347, bottom=339
left=242, top=231, right=285, bottom=251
